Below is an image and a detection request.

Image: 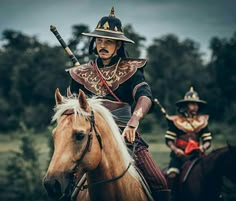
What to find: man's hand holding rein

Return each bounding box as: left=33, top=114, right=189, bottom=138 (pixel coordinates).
left=122, top=96, right=152, bottom=143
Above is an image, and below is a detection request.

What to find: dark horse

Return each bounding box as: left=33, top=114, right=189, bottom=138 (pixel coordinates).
left=175, top=145, right=236, bottom=201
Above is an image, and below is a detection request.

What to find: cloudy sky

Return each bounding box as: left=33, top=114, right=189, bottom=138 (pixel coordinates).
left=0, top=0, right=235, bottom=60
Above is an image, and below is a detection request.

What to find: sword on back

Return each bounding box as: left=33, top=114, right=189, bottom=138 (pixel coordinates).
left=154, top=98, right=169, bottom=118
left=50, top=25, right=80, bottom=67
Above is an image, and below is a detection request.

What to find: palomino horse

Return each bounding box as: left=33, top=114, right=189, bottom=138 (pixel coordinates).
left=43, top=89, right=152, bottom=201
left=176, top=145, right=236, bottom=201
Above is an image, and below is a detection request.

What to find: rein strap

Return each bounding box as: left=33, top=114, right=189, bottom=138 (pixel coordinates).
left=80, top=162, right=132, bottom=190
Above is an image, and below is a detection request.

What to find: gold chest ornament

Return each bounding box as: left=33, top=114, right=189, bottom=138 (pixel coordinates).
left=168, top=115, right=209, bottom=133
left=67, top=58, right=147, bottom=96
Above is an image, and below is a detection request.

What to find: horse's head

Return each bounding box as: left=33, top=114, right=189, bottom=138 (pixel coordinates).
left=43, top=89, right=103, bottom=200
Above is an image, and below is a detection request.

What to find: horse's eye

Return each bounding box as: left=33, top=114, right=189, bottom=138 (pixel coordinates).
left=74, top=132, right=85, bottom=141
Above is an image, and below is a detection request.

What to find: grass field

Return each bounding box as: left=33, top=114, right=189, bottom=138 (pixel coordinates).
left=1, top=131, right=235, bottom=200
left=0, top=131, right=234, bottom=174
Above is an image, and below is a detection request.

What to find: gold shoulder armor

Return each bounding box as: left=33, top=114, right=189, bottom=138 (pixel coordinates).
left=65, top=59, right=147, bottom=97
left=167, top=115, right=209, bottom=133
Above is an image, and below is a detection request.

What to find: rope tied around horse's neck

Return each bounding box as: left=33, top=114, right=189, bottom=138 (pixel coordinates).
left=78, top=142, right=136, bottom=190
left=80, top=162, right=132, bottom=190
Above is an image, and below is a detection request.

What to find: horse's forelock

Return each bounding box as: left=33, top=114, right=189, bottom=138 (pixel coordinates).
left=52, top=97, right=92, bottom=123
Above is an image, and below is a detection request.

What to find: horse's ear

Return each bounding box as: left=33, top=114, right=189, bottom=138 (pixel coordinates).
left=55, top=88, right=64, bottom=105
left=78, top=89, right=90, bottom=112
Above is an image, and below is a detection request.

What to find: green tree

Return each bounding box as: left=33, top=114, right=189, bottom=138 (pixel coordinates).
left=145, top=34, right=209, bottom=126
left=124, top=24, right=146, bottom=58
left=0, top=30, right=41, bottom=130
left=3, top=133, right=49, bottom=201
left=0, top=30, right=70, bottom=131
left=208, top=31, right=236, bottom=123
left=67, top=24, right=93, bottom=63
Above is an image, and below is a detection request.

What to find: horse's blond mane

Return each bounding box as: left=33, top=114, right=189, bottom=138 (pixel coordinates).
left=52, top=96, right=142, bottom=182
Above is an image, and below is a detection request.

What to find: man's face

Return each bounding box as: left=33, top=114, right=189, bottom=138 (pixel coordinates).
left=95, top=38, right=121, bottom=60
left=187, top=102, right=199, bottom=115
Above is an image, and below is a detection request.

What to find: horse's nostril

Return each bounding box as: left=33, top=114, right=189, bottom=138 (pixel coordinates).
left=43, top=177, right=62, bottom=198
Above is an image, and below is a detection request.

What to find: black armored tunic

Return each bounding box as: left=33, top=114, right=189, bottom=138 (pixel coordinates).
left=68, top=56, right=153, bottom=108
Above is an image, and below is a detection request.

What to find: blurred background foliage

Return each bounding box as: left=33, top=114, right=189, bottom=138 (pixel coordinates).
left=0, top=25, right=236, bottom=133
left=0, top=24, right=235, bottom=200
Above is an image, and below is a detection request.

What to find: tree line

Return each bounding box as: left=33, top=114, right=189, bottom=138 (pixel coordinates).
left=0, top=23, right=236, bottom=201
left=0, top=24, right=235, bottom=134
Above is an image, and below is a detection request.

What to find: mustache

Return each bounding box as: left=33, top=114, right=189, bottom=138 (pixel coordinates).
left=99, top=48, right=109, bottom=53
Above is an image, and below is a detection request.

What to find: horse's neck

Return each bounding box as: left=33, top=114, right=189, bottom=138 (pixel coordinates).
left=89, top=133, right=127, bottom=179
left=86, top=126, right=146, bottom=201
left=204, top=147, right=228, bottom=173
left=200, top=147, right=229, bottom=188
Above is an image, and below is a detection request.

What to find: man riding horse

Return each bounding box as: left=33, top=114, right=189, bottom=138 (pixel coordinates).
left=67, top=7, right=170, bottom=201
left=165, top=86, right=213, bottom=200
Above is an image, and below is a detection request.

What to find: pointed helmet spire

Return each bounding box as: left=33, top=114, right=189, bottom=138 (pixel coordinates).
left=189, top=86, right=194, bottom=92
left=110, top=6, right=115, bottom=17
left=175, top=86, right=207, bottom=109
left=82, top=7, right=134, bottom=43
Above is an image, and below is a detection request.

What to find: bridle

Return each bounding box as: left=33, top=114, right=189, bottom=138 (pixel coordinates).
left=58, top=108, right=131, bottom=201
left=75, top=110, right=103, bottom=163
left=62, top=109, right=103, bottom=161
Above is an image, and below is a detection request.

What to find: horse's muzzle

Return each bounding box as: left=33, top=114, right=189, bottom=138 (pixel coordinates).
left=43, top=174, right=73, bottom=201
left=43, top=177, right=63, bottom=200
